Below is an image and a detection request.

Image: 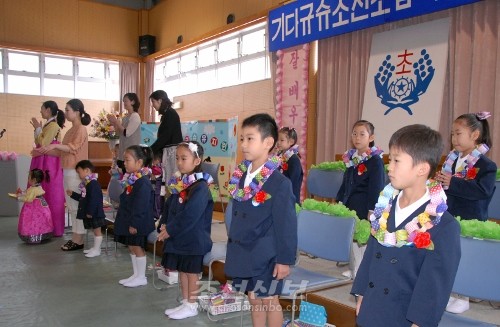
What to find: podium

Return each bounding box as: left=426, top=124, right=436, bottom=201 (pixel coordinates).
left=0, top=155, right=30, bottom=216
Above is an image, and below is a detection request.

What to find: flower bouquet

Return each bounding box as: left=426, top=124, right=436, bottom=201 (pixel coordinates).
left=89, top=109, right=119, bottom=140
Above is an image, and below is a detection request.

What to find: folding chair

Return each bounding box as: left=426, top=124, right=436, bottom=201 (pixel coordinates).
left=204, top=199, right=232, bottom=293
left=104, top=178, right=122, bottom=255
left=439, top=236, right=500, bottom=327
left=487, top=181, right=499, bottom=221
left=281, top=209, right=355, bottom=325
left=306, top=168, right=344, bottom=200
left=201, top=162, right=225, bottom=215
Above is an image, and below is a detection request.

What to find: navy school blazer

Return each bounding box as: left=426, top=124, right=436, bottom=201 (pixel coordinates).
left=224, top=170, right=298, bottom=278
left=160, top=180, right=213, bottom=256
left=282, top=153, right=304, bottom=205
left=336, top=155, right=385, bottom=220
left=114, top=176, right=155, bottom=237
left=446, top=155, right=497, bottom=221
left=70, top=179, right=105, bottom=220
left=352, top=196, right=461, bottom=327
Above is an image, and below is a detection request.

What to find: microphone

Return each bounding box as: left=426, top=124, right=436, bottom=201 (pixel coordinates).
left=0, top=129, right=5, bottom=138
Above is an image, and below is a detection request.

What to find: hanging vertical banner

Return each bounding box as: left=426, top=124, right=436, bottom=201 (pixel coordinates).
left=361, top=18, right=450, bottom=151
left=275, top=43, right=310, bottom=201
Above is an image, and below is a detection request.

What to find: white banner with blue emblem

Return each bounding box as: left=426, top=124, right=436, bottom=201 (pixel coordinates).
left=361, top=18, right=450, bottom=151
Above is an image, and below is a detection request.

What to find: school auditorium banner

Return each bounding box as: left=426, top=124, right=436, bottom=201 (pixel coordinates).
left=275, top=44, right=310, bottom=201
left=268, top=0, right=480, bottom=51
left=361, top=18, right=450, bottom=151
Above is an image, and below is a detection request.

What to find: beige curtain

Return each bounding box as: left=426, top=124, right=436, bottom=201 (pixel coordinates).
left=119, top=62, right=139, bottom=114
left=316, top=0, right=499, bottom=164
left=143, top=59, right=155, bottom=122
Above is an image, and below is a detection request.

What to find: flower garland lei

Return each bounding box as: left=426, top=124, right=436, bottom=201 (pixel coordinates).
left=228, top=156, right=280, bottom=203
left=78, top=173, right=98, bottom=198
left=121, top=167, right=151, bottom=195
left=167, top=172, right=214, bottom=203
left=369, top=180, right=448, bottom=250
left=280, top=145, right=299, bottom=171
left=342, top=146, right=383, bottom=168
left=441, top=144, right=488, bottom=181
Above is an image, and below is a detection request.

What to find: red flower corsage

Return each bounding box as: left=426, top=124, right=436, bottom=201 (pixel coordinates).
left=414, top=231, right=432, bottom=249
left=252, top=190, right=271, bottom=206
left=465, top=168, right=479, bottom=180
left=125, top=185, right=133, bottom=195
left=179, top=190, right=187, bottom=204
left=357, top=163, right=367, bottom=175
left=282, top=162, right=289, bottom=171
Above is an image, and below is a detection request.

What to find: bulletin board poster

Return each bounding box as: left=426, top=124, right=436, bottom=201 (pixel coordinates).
left=140, top=117, right=238, bottom=198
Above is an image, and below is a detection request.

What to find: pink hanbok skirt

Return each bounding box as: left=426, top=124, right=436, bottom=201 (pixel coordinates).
left=18, top=197, right=53, bottom=244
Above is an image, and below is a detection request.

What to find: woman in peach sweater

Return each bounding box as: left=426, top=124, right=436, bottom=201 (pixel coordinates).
left=35, top=99, right=91, bottom=251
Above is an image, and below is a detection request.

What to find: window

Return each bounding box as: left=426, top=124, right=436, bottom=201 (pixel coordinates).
left=8, top=51, right=39, bottom=73
left=154, top=22, right=269, bottom=98
left=78, top=60, right=105, bottom=79
left=0, top=48, right=119, bottom=100
left=45, top=56, right=73, bottom=76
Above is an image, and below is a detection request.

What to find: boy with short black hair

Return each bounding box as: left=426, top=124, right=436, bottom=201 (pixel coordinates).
left=66, top=160, right=106, bottom=257
left=352, top=124, right=461, bottom=327
left=225, top=113, right=297, bottom=327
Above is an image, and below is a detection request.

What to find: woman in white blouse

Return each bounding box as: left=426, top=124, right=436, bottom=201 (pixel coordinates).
left=108, top=93, right=142, bottom=166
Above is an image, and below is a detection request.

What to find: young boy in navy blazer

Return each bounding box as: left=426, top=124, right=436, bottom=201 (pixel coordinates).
left=352, top=125, right=461, bottom=327
left=225, top=113, right=297, bottom=327
left=67, top=160, right=106, bottom=257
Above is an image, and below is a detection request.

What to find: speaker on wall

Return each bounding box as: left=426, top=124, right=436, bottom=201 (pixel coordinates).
left=139, top=35, right=156, bottom=57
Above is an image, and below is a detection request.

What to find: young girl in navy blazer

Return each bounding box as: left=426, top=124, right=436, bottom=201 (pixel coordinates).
left=337, top=120, right=385, bottom=220
left=336, top=120, right=386, bottom=278
left=67, top=160, right=105, bottom=257
left=225, top=114, right=297, bottom=327
left=436, top=112, right=497, bottom=314
left=277, top=127, right=304, bottom=204
left=157, top=141, right=213, bottom=320
left=114, top=145, right=155, bottom=288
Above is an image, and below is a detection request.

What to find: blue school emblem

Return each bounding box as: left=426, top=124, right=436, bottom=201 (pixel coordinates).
left=374, top=49, right=435, bottom=115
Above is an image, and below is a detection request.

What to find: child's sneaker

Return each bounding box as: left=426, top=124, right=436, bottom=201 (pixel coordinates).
left=446, top=297, right=470, bottom=314
left=168, top=302, right=198, bottom=319
left=164, top=300, right=187, bottom=316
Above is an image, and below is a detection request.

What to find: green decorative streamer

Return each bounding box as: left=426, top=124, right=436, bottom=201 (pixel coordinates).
left=310, top=161, right=346, bottom=172
left=457, top=217, right=500, bottom=241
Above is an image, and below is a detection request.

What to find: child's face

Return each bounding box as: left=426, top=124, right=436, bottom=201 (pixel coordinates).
left=113, top=145, right=120, bottom=158
left=123, top=151, right=143, bottom=173
left=351, top=125, right=374, bottom=152
left=240, top=126, right=274, bottom=163
left=387, top=147, right=428, bottom=190
left=451, top=120, right=479, bottom=154
left=76, top=167, right=92, bottom=180
left=176, top=146, right=201, bottom=175
left=277, top=132, right=294, bottom=152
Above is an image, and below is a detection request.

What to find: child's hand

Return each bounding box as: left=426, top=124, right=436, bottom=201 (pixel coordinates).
left=356, top=295, right=363, bottom=316
left=272, top=264, right=290, bottom=280
left=66, top=189, right=73, bottom=196
left=129, top=226, right=137, bottom=235
left=157, top=229, right=169, bottom=241
left=435, top=171, right=451, bottom=187
left=86, top=214, right=92, bottom=219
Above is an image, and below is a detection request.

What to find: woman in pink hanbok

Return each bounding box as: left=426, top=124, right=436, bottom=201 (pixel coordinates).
left=29, top=101, right=66, bottom=237
left=17, top=169, right=53, bottom=243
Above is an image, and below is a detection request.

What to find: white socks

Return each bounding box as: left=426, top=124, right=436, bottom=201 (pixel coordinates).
left=119, top=254, right=138, bottom=285
left=168, top=301, right=198, bottom=320
left=123, top=256, right=147, bottom=287
left=85, top=236, right=102, bottom=258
